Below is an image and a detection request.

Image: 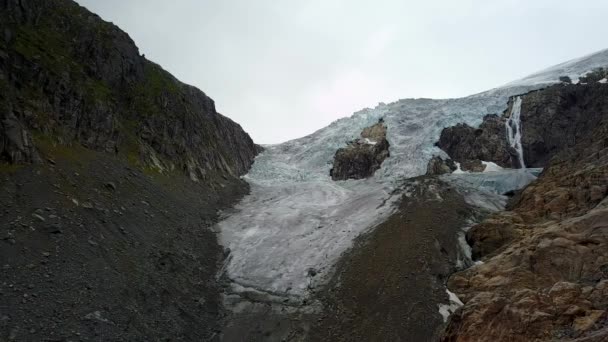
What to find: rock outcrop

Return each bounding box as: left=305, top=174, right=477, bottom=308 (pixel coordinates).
left=437, top=114, right=512, bottom=171
left=426, top=155, right=457, bottom=175
left=0, top=0, right=260, bottom=181
left=330, top=120, right=390, bottom=180
left=441, top=82, right=608, bottom=341
left=438, top=82, right=608, bottom=171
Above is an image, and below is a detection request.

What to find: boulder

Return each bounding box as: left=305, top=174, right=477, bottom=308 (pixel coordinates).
left=330, top=120, right=390, bottom=180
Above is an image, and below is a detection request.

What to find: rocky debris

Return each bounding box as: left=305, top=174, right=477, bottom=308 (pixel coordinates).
left=330, top=120, right=390, bottom=180
left=311, top=178, right=480, bottom=341
left=437, top=114, right=512, bottom=171
left=441, top=83, right=608, bottom=341
left=0, top=149, right=248, bottom=341
left=0, top=0, right=260, bottom=180
left=437, top=82, right=608, bottom=170
left=426, top=156, right=457, bottom=175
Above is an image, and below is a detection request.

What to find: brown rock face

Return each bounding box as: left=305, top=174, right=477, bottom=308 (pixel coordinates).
left=441, top=83, right=608, bottom=342
left=330, top=120, right=390, bottom=180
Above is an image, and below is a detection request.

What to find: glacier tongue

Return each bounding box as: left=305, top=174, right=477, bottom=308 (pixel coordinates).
left=217, top=49, right=608, bottom=299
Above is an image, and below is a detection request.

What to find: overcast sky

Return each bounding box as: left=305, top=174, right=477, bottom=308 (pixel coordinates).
left=77, top=0, right=608, bottom=144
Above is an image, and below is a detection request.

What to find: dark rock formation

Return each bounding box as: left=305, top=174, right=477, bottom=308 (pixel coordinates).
left=1, top=111, right=40, bottom=163
left=0, top=0, right=260, bottom=181
left=437, top=114, right=512, bottom=171
left=437, top=83, right=608, bottom=171
left=441, top=82, right=608, bottom=342
left=330, top=120, right=390, bottom=180
left=519, top=83, right=608, bottom=167
left=426, top=155, right=457, bottom=175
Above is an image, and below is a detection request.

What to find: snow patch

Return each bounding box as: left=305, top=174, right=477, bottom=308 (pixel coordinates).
left=438, top=289, right=464, bottom=323
left=362, top=138, right=377, bottom=145
left=481, top=161, right=503, bottom=173
left=599, top=78, right=607, bottom=84
left=452, top=162, right=467, bottom=174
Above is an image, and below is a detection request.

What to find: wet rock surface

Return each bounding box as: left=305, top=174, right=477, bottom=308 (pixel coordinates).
left=441, top=83, right=608, bottom=341
left=330, top=120, right=390, bottom=180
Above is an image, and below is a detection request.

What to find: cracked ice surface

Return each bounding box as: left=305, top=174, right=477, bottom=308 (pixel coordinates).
left=218, top=49, right=608, bottom=299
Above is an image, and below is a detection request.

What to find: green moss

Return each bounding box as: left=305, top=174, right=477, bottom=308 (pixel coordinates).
left=130, top=63, right=182, bottom=117
left=33, top=133, right=93, bottom=165
left=0, top=163, right=24, bottom=174
left=13, top=25, right=75, bottom=76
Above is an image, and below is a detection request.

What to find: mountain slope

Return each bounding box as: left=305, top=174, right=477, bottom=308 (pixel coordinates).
left=0, top=1, right=260, bottom=340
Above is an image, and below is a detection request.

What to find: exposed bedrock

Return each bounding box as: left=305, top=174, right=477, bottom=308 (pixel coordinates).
left=436, top=114, right=512, bottom=171
left=0, top=0, right=260, bottom=181
left=440, top=82, right=608, bottom=341
left=330, top=119, right=390, bottom=180
left=437, top=83, right=608, bottom=171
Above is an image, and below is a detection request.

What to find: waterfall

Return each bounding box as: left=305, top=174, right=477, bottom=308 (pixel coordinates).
left=506, top=96, right=526, bottom=168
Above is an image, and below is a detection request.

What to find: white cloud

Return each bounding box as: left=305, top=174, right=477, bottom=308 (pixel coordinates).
left=77, top=0, right=608, bottom=143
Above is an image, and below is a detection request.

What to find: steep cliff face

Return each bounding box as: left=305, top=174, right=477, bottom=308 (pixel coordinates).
left=0, top=0, right=260, bottom=180
left=438, top=82, right=608, bottom=171
left=330, top=120, right=390, bottom=180
left=441, top=83, right=608, bottom=341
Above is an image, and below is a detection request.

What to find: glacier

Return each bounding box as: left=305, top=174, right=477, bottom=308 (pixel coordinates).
left=217, top=48, right=608, bottom=300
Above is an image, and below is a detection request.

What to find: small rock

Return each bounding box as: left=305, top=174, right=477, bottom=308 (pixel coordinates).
left=42, top=252, right=50, bottom=257
left=104, top=182, right=117, bottom=191
left=32, top=214, right=45, bottom=222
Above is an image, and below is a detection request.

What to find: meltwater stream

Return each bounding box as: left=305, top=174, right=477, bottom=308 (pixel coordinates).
left=506, top=96, right=526, bottom=168
left=217, top=49, right=608, bottom=301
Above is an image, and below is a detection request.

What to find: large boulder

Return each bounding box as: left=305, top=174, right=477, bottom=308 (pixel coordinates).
left=330, top=120, right=390, bottom=180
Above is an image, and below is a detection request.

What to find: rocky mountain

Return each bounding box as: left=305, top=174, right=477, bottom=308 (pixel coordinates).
left=0, top=0, right=260, bottom=340
left=0, top=0, right=260, bottom=181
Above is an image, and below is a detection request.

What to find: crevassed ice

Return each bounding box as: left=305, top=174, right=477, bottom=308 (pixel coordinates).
left=218, top=49, right=608, bottom=299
